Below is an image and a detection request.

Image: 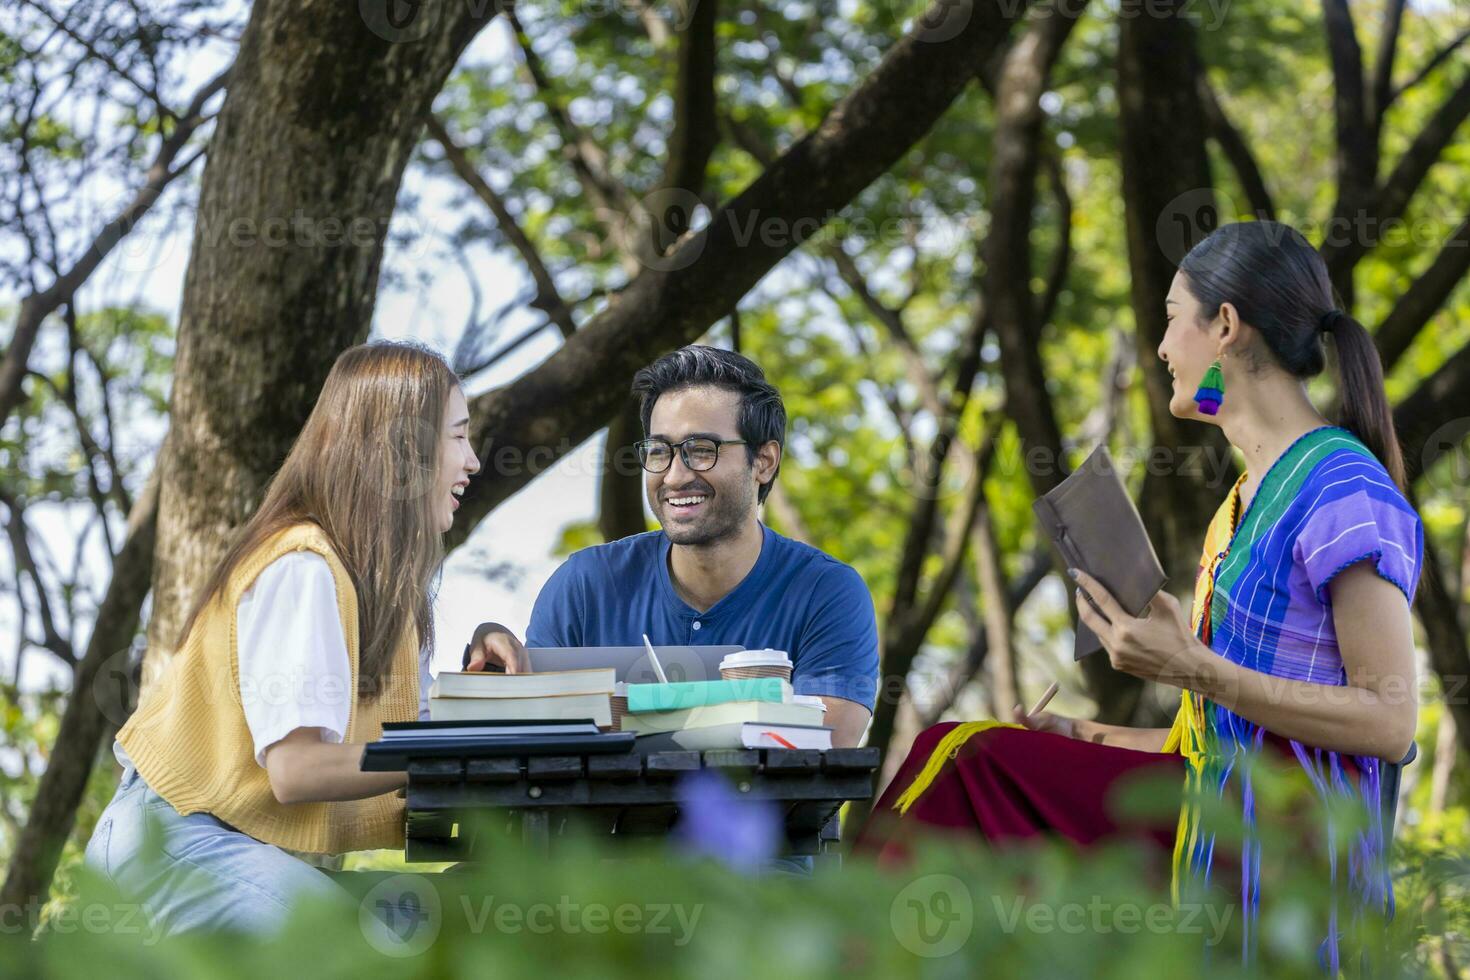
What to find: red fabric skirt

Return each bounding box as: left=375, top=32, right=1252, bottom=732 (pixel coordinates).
left=853, top=723, right=1187, bottom=870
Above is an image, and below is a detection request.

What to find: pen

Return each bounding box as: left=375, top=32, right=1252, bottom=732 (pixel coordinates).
left=1027, top=681, right=1060, bottom=718
left=642, top=633, right=669, bottom=684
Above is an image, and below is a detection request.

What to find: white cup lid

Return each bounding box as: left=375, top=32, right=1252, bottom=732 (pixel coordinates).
left=719, top=648, right=793, bottom=669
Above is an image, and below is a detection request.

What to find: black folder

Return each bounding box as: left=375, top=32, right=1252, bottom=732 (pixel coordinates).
left=361, top=728, right=635, bottom=771
left=1032, top=445, right=1168, bottom=660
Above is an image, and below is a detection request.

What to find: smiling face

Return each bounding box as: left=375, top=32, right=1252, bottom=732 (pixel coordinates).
left=1158, top=270, right=1229, bottom=420
left=436, top=385, right=479, bottom=534
left=644, top=386, right=777, bottom=547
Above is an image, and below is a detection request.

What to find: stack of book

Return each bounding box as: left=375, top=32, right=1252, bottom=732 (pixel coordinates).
left=622, top=677, right=832, bottom=751
left=428, top=668, right=616, bottom=728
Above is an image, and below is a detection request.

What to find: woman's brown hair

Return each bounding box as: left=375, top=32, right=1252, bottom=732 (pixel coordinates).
left=176, top=341, right=460, bottom=697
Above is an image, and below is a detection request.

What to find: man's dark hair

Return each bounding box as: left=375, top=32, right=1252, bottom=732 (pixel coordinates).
left=631, top=345, right=786, bottom=503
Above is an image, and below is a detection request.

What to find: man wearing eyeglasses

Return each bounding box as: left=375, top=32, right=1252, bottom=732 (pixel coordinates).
left=464, top=345, right=879, bottom=748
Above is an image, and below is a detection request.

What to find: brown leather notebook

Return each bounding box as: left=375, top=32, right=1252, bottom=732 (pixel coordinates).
left=1032, top=446, right=1168, bottom=659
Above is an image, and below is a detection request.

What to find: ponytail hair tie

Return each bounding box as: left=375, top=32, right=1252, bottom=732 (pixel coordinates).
left=1319, top=309, right=1344, bottom=334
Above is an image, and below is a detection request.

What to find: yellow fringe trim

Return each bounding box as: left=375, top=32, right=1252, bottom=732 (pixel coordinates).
left=892, top=721, right=1022, bottom=816
left=1167, top=689, right=1208, bottom=907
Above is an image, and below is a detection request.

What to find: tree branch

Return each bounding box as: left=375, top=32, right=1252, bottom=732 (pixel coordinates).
left=1387, top=25, right=1470, bottom=111
left=505, top=10, right=631, bottom=215
left=1034, top=151, right=1074, bottom=333
left=1197, top=76, right=1275, bottom=220
left=824, top=244, right=945, bottom=419
left=0, top=491, right=76, bottom=665
left=920, top=544, right=1051, bottom=726
left=1322, top=0, right=1376, bottom=219
left=1367, top=0, right=1407, bottom=130
left=0, top=64, right=230, bottom=428
left=1323, top=67, right=1470, bottom=288
left=1396, top=339, right=1470, bottom=486
left=427, top=115, right=577, bottom=340
left=657, top=0, right=719, bottom=218
left=0, top=467, right=159, bottom=913
left=1375, top=213, right=1470, bottom=374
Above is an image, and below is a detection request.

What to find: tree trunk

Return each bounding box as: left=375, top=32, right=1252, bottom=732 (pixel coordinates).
left=1, top=468, right=159, bottom=913
left=597, top=398, right=648, bottom=542
left=143, top=0, right=498, bottom=677
left=1115, top=1, right=1237, bottom=725
left=1412, top=528, right=1470, bottom=760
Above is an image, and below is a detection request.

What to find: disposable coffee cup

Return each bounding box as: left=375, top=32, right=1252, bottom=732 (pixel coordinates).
left=719, top=649, right=793, bottom=682
left=792, top=694, right=827, bottom=716
left=608, top=682, right=629, bottom=732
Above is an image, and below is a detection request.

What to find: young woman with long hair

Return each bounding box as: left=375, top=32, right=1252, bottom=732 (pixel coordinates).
left=83, top=341, right=522, bottom=935
left=856, top=221, right=1424, bottom=969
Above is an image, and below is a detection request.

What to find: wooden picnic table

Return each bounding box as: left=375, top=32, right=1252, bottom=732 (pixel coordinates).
left=400, top=746, right=882, bottom=867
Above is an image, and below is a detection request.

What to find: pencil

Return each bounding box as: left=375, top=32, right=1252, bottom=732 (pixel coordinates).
left=1027, top=681, right=1060, bottom=717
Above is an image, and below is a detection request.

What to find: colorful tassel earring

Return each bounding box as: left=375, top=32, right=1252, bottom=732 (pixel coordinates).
left=1193, top=359, right=1225, bottom=416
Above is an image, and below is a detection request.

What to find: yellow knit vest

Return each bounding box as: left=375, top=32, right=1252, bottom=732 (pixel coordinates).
left=116, top=522, right=420, bottom=854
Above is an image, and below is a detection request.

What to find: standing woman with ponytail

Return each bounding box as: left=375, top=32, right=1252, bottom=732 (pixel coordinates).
left=857, top=222, right=1424, bottom=968
left=84, top=342, right=522, bottom=936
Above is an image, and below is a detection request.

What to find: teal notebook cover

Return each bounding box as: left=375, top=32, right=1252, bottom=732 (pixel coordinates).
left=626, top=678, right=790, bottom=713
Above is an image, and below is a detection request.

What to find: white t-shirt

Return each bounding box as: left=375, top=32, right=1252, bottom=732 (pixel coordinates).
left=113, top=552, right=432, bottom=770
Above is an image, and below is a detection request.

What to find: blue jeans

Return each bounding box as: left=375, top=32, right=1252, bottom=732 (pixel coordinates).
left=83, top=764, right=361, bottom=937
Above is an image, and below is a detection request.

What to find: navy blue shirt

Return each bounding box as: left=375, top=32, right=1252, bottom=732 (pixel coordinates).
left=526, top=525, right=879, bottom=711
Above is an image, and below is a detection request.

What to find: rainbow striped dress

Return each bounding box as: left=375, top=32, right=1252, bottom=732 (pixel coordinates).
left=1164, top=426, right=1424, bottom=968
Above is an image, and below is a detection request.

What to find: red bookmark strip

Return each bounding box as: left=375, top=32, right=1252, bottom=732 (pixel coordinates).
left=763, top=731, right=797, bottom=749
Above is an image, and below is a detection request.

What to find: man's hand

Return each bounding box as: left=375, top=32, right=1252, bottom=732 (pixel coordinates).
left=462, top=622, right=529, bottom=673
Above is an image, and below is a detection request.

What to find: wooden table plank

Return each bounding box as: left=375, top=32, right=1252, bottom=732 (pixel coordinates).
left=822, top=747, right=881, bottom=772
left=763, top=749, right=822, bottom=772
left=644, top=751, right=701, bottom=777
left=527, top=756, right=584, bottom=780
left=465, top=758, right=521, bottom=782
left=407, top=759, right=464, bottom=782
left=587, top=753, right=644, bottom=779
left=702, top=749, right=761, bottom=771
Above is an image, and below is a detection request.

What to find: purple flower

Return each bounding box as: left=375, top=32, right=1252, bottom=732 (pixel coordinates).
left=672, top=769, right=782, bottom=872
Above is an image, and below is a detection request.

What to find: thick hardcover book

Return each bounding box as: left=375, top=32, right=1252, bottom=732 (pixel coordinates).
left=1032, top=445, right=1168, bottom=660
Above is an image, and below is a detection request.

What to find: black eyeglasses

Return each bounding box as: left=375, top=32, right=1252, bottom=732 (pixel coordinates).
left=635, top=437, right=746, bottom=473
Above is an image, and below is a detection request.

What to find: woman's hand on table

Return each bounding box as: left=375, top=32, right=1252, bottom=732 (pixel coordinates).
left=463, top=622, right=529, bottom=673
left=1070, top=567, right=1205, bottom=687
